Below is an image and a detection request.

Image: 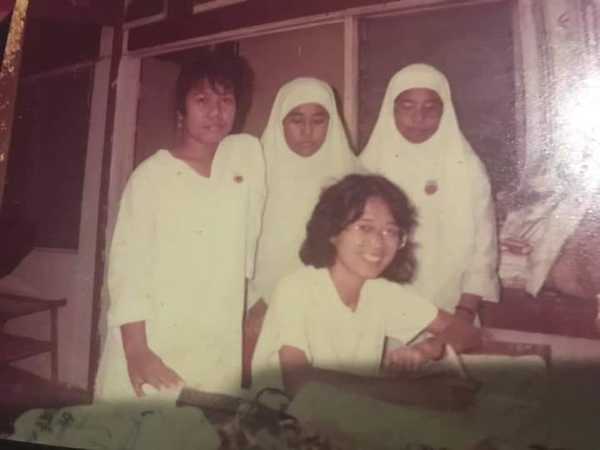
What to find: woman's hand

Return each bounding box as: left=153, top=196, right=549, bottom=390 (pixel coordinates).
left=125, top=348, right=183, bottom=397
left=120, top=321, right=183, bottom=397
left=384, top=346, right=428, bottom=373
left=384, top=338, right=445, bottom=374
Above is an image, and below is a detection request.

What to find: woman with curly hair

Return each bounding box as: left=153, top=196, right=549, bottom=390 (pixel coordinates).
left=252, top=174, right=481, bottom=411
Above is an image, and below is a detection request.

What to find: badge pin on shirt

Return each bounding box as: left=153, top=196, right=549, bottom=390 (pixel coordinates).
left=425, top=180, right=438, bottom=195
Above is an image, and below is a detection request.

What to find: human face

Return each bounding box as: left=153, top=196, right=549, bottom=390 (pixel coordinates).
left=180, top=78, right=236, bottom=149
left=330, top=197, right=406, bottom=289
left=393, top=88, right=443, bottom=144
left=282, top=103, right=330, bottom=157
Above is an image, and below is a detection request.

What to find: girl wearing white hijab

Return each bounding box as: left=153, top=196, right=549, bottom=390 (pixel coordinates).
left=360, top=64, right=499, bottom=322
left=244, top=78, right=358, bottom=370
left=248, top=78, right=358, bottom=308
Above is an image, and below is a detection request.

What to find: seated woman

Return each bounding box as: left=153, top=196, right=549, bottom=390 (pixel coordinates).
left=252, top=174, right=482, bottom=411
left=360, top=64, right=499, bottom=323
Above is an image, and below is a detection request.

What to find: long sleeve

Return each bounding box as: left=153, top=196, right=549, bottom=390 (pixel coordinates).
left=461, top=158, right=500, bottom=302
left=107, top=170, right=157, bottom=326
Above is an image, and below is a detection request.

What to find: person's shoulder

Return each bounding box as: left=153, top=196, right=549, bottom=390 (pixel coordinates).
left=276, top=266, right=318, bottom=290
left=272, top=266, right=322, bottom=300
left=125, top=150, right=170, bottom=188
left=365, top=277, right=429, bottom=305
left=219, top=134, right=264, bottom=174
left=220, top=133, right=262, bottom=157
left=222, top=133, right=261, bottom=147
left=461, top=141, right=489, bottom=173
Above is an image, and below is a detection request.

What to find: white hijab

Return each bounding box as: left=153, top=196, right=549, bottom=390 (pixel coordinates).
left=249, top=77, right=358, bottom=306
left=360, top=64, right=483, bottom=307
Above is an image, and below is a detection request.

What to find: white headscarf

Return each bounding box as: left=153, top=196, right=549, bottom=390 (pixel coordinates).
left=249, top=77, right=358, bottom=306
left=360, top=64, right=491, bottom=309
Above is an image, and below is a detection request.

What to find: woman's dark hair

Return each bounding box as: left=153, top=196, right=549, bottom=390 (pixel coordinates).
left=175, top=49, right=252, bottom=129
left=300, top=174, right=418, bottom=284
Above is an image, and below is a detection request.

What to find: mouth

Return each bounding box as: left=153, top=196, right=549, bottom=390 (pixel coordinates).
left=362, top=254, right=383, bottom=264
left=406, top=128, right=433, bottom=141
left=205, top=122, right=227, bottom=130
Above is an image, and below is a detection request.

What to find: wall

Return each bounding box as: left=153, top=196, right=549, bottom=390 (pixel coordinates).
left=132, top=22, right=346, bottom=168
left=238, top=23, right=345, bottom=137
left=0, top=29, right=112, bottom=389
left=134, top=57, right=179, bottom=166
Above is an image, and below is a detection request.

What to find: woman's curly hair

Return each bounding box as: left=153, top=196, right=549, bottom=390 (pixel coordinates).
left=300, top=174, right=418, bottom=283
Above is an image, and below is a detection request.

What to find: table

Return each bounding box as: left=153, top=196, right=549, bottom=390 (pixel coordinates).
left=0, top=292, right=66, bottom=382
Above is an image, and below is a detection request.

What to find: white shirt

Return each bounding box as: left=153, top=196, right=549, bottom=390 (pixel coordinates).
left=252, top=267, right=437, bottom=390
left=95, top=134, right=265, bottom=400
left=360, top=64, right=499, bottom=312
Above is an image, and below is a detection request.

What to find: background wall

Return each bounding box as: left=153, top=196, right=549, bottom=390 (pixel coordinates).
left=133, top=23, right=346, bottom=167
left=358, top=1, right=517, bottom=194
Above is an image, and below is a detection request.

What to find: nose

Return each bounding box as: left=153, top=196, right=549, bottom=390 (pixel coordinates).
left=300, top=122, right=312, bottom=138
left=209, top=100, right=223, bottom=118
left=366, top=230, right=385, bottom=250
left=412, top=107, right=425, bottom=125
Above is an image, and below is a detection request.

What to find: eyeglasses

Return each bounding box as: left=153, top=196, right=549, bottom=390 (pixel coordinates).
left=346, top=222, right=408, bottom=248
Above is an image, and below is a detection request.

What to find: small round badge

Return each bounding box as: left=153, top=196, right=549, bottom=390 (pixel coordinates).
left=425, top=180, right=438, bottom=195
left=233, top=174, right=244, bottom=183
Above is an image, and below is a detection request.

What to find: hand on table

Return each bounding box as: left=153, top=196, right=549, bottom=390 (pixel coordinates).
left=125, top=348, right=184, bottom=397
left=385, top=336, right=445, bottom=372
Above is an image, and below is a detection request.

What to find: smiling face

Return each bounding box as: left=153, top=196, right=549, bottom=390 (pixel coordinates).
left=393, top=88, right=443, bottom=144
left=330, top=196, right=406, bottom=289
left=180, top=78, right=236, bottom=150
left=282, top=102, right=330, bottom=157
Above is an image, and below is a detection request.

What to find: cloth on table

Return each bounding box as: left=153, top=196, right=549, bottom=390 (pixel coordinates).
left=287, top=354, right=549, bottom=450
left=8, top=402, right=220, bottom=450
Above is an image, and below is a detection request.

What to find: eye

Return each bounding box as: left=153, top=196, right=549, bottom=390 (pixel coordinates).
left=423, top=102, right=442, bottom=115
left=356, top=223, right=374, bottom=233
left=382, top=227, right=401, bottom=239
left=221, top=96, right=235, bottom=105
left=194, top=95, right=207, bottom=104
left=287, top=116, right=304, bottom=125
left=312, top=118, right=328, bottom=127
left=396, top=101, right=414, bottom=111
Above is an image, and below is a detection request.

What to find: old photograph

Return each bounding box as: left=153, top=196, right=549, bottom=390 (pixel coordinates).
left=1, top=0, right=600, bottom=449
